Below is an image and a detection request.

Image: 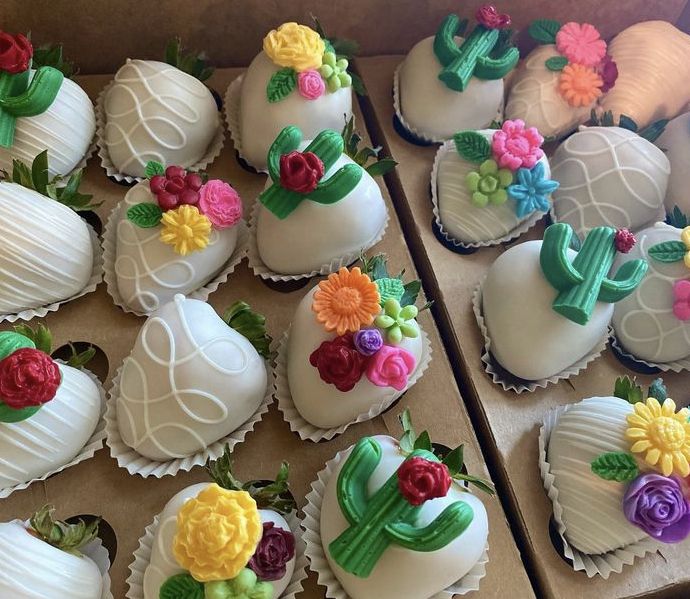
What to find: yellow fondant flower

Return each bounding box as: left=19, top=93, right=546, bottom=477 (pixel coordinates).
left=681, top=226, right=690, bottom=269
left=263, top=22, right=325, bottom=71
left=159, top=204, right=211, bottom=256
left=626, top=397, right=690, bottom=477
left=173, top=484, right=263, bottom=582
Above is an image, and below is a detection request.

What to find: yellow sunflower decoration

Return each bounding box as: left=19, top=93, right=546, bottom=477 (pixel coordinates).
left=626, top=397, right=690, bottom=477
left=159, top=204, right=211, bottom=256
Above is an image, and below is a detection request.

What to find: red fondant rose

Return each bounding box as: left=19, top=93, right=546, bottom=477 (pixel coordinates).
left=279, top=151, right=324, bottom=194
left=0, top=32, right=33, bottom=74
left=309, top=333, right=366, bottom=392
left=150, top=166, right=203, bottom=211
left=0, top=348, right=61, bottom=409
left=397, top=457, right=451, bottom=506
left=475, top=5, right=511, bottom=30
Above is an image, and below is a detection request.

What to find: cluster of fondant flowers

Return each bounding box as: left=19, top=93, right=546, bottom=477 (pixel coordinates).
left=309, top=267, right=418, bottom=392
left=619, top=398, right=690, bottom=542
left=167, top=484, right=296, bottom=598
left=553, top=22, right=618, bottom=107
left=263, top=22, right=352, bottom=102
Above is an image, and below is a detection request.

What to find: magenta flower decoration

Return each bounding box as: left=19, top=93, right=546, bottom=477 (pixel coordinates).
left=555, top=22, right=607, bottom=67
left=492, top=119, right=544, bottom=171
left=598, top=54, right=619, bottom=93
left=297, top=69, right=325, bottom=100
left=365, top=344, right=416, bottom=390
left=673, top=280, right=690, bottom=321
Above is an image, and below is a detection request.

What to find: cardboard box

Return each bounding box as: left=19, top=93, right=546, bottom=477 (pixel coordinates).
left=0, top=69, right=534, bottom=599
left=356, top=22, right=690, bottom=598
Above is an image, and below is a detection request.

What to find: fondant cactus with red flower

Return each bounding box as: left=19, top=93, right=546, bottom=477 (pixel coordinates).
left=0, top=32, right=64, bottom=147
left=328, top=437, right=474, bottom=578
left=540, top=223, right=648, bottom=325
left=434, top=10, right=519, bottom=92
left=259, top=125, right=363, bottom=219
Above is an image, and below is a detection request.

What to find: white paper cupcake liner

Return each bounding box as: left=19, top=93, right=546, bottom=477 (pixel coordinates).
left=224, top=73, right=266, bottom=173
left=0, top=221, right=103, bottom=323
left=431, top=140, right=547, bottom=249
left=472, top=281, right=609, bottom=393
left=0, top=364, right=107, bottom=499
left=393, top=64, right=503, bottom=145
left=539, top=404, right=661, bottom=578
left=126, top=509, right=308, bottom=599
left=609, top=333, right=690, bottom=374
left=95, top=81, right=225, bottom=184
left=104, top=361, right=272, bottom=478
left=102, top=200, right=248, bottom=316
left=275, top=327, right=432, bottom=441
left=247, top=199, right=390, bottom=281
left=302, top=449, right=489, bottom=597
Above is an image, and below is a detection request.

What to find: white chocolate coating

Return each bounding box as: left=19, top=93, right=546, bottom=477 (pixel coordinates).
left=143, top=483, right=294, bottom=599
left=287, top=287, right=423, bottom=429
left=655, top=111, right=690, bottom=214
left=482, top=240, right=612, bottom=381
left=256, top=152, right=387, bottom=275
left=239, top=51, right=352, bottom=171
left=612, top=223, right=690, bottom=363
left=0, top=521, right=103, bottom=599
left=0, top=182, right=93, bottom=313
left=321, top=435, right=488, bottom=599
left=505, top=45, right=591, bottom=140
left=0, top=365, right=101, bottom=490
left=548, top=397, right=648, bottom=554
left=114, top=182, right=238, bottom=314
left=398, top=36, right=504, bottom=140
left=436, top=130, right=552, bottom=244
left=0, top=75, right=95, bottom=177
left=551, top=126, right=669, bottom=238
left=116, top=295, right=267, bottom=461
left=601, top=21, right=690, bottom=130
left=104, top=60, right=218, bottom=178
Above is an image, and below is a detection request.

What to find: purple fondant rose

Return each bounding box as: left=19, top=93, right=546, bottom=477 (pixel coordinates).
left=623, top=473, right=690, bottom=543
left=353, top=329, right=383, bottom=357
left=247, top=522, right=296, bottom=581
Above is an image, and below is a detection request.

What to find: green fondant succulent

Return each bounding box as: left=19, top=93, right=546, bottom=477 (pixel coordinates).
left=465, top=159, right=512, bottom=207
left=319, top=51, right=352, bottom=92
left=375, top=298, right=419, bottom=344
left=375, top=277, right=405, bottom=304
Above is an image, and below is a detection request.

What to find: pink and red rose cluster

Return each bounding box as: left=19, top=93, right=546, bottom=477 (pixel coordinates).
left=0, top=31, right=32, bottom=74
left=279, top=151, right=325, bottom=194
left=397, top=457, right=451, bottom=506
left=309, top=330, right=416, bottom=393
left=0, top=348, right=61, bottom=410
left=150, top=166, right=242, bottom=230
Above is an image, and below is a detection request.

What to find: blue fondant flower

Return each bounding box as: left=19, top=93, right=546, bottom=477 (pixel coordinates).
left=507, top=162, right=559, bottom=218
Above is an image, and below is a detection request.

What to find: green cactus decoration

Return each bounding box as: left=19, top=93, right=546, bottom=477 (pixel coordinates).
left=328, top=437, right=474, bottom=578
left=0, top=62, right=64, bottom=147
left=540, top=223, right=648, bottom=326
left=433, top=14, right=519, bottom=92
left=259, top=126, right=363, bottom=220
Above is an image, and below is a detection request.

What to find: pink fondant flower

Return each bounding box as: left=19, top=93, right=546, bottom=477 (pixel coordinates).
left=297, top=69, right=325, bottom=100
left=491, top=119, right=544, bottom=171
left=197, top=180, right=243, bottom=229
left=556, top=22, right=607, bottom=67
left=673, top=280, right=690, bottom=321
left=597, top=54, right=618, bottom=93
left=365, top=345, right=415, bottom=391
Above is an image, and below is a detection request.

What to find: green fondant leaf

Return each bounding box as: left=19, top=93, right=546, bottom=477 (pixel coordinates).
left=528, top=19, right=561, bottom=44
left=618, top=114, right=638, bottom=132
left=591, top=452, right=639, bottom=482
left=453, top=131, right=491, bottom=163
left=665, top=205, right=689, bottom=229
left=613, top=375, right=644, bottom=404
left=648, top=240, right=687, bottom=263
left=414, top=430, right=432, bottom=451
left=32, top=44, right=76, bottom=78
left=639, top=118, right=669, bottom=143
left=267, top=68, right=297, bottom=103
left=544, top=56, right=568, bottom=71
left=160, top=573, right=204, bottom=599
left=0, top=401, right=40, bottom=423
left=144, top=160, right=165, bottom=178
left=126, top=202, right=163, bottom=228
left=376, top=277, right=405, bottom=304
left=442, top=444, right=464, bottom=477
left=222, top=301, right=273, bottom=360
left=647, top=378, right=668, bottom=401
left=13, top=323, right=52, bottom=354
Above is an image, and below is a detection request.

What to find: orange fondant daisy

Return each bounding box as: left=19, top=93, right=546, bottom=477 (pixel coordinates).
left=558, top=64, right=603, bottom=108
left=312, top=267, right=381, bottom=335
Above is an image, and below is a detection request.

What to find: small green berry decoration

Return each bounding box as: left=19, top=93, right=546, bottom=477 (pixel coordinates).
left=319, top=51, right=351, bottom=92
left=204, top=569, right=273, bottom=599
left=591, top=452, right=639, bottom=482
left=375, top=299, right=419, bottom=345
left=465, top=159, right=512, bottom=207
